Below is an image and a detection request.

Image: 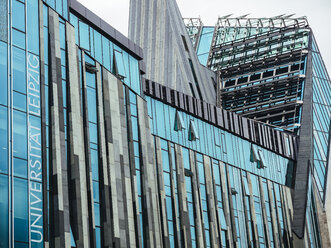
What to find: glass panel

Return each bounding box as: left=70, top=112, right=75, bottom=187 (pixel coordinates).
left=12, top=0, right=25, bottom=32
left=12, top=28, right=25, bottom=49
left=14, top=157, right=27, bottom=179
left=91, top=149, right=99, bottom=181
left=27, top=0, right=39, bottom=54
left=70, top=225, right=76, bottom=247
left=87, top=87, right=97, bottom=123
left=94, top=30, right=102, bottom=63
left=13, top=110, right=27, bottom=159
left=89, top=123, right=98, bottom=144
left=14, top=178, right=28, bottom=242
left=0, top=41, right=7, bottom=106
left=13, top=91, right=26, bottom=112
left=94, top=203, right=100, bottom=226
left=0, top=174, right=9, bottom=248
left=13, top=47, right=26, bottom=94
left=79, top=21, right=90, bottom=51
left=0, top=106, right=8, bottom=173
left=95, top=227, right=101, bottom=248
left=114, top=50, right=126, bottom=78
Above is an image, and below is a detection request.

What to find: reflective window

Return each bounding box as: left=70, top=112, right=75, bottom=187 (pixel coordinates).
left=13, top=91, right=26, bottom=112
left=13, top=47, right=26, bottom=94
left=0, top=42, right=7, bottom=106
left=0, top=106, right=8, bottom=173
left=12, top=28, right=25, bottom=49
left=114, top=50, right=126, bottom=79
left=87, top=87, right=97, bottom=123
left=13, top=110, right=27, bottom=159
left=14, top=178, right=28, bottom=242
left=79, top=21, right=90, bottom=50
left=0, top=174, right=9, bottom=248
left=12, top=0, right=25, bottom=32
left=14, top=157, right=28, bottom=179
left=27, top=0, right=39, bottom=54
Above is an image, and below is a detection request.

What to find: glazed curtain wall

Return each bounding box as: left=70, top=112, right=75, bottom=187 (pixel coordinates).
left=311, top=36, right=331, bottom=201
left=146, top=96, right=293, bottom=186
left=0, top=0, right=43, bottom=247
left=153, top=136, right=295, bottom=248
left=69, top=12, right=141, bottom=95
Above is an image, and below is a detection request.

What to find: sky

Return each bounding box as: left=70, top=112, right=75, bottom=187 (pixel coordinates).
left=78, top=0, right=331, bottom=74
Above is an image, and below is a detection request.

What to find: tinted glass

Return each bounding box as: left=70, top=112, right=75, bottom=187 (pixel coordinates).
left=13, top=47, right=26, bottom=94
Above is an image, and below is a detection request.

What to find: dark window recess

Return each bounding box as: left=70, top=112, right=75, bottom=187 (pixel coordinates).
left=238, top=77, right=248, bottom=84
left=291, top=63, right=300, bottom=71
left=162, top=86, right=167, bottom=101
left=247, top=120, right=251, bottom=140
left=189, top=82, right=196, bottom=98
left=263, top=70, right=273, bottom=78
left=300, top=62, right=305, bottom=71
left=254, top=123, right=260, bottom=144
left=276, top=66, right=288, bottom=75
left=250, top=73, right=261, bottom=81
left=225, top=79, right=235, bottom=87
left=181, top=35, right=189, bottom=52
left=188, top=59, right=203, bottom=100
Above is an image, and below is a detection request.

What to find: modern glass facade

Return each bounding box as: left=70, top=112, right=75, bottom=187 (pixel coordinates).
left=0, top=0, right=330, bottom=247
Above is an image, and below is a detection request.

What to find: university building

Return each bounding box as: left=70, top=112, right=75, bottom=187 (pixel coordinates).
left=0, top=0, right=330, bottom=247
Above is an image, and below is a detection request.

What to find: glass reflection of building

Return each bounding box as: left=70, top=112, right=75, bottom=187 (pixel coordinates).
left=0, top=0, right=330, bottom=247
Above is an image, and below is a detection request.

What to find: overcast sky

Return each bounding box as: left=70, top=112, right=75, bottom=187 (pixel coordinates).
left=78, top=0, right=331, bottom=74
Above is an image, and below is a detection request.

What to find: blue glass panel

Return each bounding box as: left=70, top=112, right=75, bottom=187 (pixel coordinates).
left=63, top=0, right=68, bottom=19
left=79, top=21, right=90, bottom=50
left=166, top=197, right=173, bottom=220
left=0, top=106, right=8, bottom=173
left=55, top=0, right=63, bottom=17
left=102, top=36, right=110, bottom=70
left=0, top=174, right=9, bottom=248
left=86, top=72, right=96, bottom=88
left=70, top=226, right=76, bottom=247
left=95, top=227, right=101, bottom=248
left=94, top=203, right=100, bottom=226
left=14, top=242, right=28, bottom=248
left=13, top=110, right=27, bottom=159
left=91, top=149, right=99, bottom=181
left=94, top=30, right=102, bottom=63
left=114, top=50, right=126, bottom=78
left=93, top=181, right=100, bottom=203
left=47, top=0, right=55, bottom=9
left=129, top=56, right=140, bottom=94
left=14, top=178, right=28, bottom=242
left=12, top=0, right=25, bottom=32
left=69, top=13, right=79, bottom=44
left=89, top=123, right=98, bottom=144
left=122, top=51, right=130, bottom=86
left=13, top=47, right=26, bottom=94
left=0, top=42, right=7, bottom=106
left=12, top=28, right=25, bottom=49
left=14, top=157, right=27, bottom=179
left=13, top=91, right=26, bottom=112
left=27, top=0, right=39, bottom=54
left=87, top=87, right=97, bottom=123
left=131, top=116, right=138, bottom=141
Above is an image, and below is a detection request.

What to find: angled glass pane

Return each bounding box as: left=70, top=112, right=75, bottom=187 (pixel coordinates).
left=114, top=50, right=126, bottom=79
